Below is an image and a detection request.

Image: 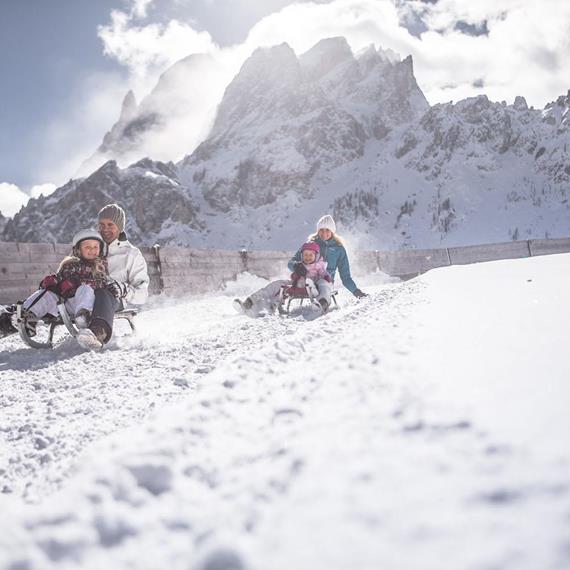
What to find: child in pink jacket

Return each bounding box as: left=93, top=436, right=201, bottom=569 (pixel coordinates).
left=290, top=241, right=332, bottom=288
left=234, top=241, right=334, bottom=315
left=288, top=241, right=333, bottom=311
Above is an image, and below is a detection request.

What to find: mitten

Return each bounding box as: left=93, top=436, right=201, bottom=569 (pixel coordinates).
left=59, top=279, right=79, bottom=298
left=107, top=280, right=129, bottom=299
left=39, top=274, right=59, bottom=290
left=293, top=262, right=307, bottom=277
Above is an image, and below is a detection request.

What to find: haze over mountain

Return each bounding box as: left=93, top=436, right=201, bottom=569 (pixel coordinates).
left=4, top=37, right=570, bottom=250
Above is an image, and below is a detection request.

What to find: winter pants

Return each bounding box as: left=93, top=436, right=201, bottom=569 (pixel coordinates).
left=90, top=288, right=122, bottom=342
left=23, top=285, right=95, bottom=318
left=249, top=278, right=332, bottom=313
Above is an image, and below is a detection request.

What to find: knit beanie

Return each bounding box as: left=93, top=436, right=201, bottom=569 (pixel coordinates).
left=316, top=214, right=336, bottom=233
left=98, top=203, right=126, bottom=232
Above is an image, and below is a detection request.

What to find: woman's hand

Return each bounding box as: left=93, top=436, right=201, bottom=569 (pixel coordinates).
left=293, top=262, right=307, bottom=277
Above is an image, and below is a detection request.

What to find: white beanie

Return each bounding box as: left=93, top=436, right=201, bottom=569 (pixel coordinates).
left=316, top=214, right=336, bottom=233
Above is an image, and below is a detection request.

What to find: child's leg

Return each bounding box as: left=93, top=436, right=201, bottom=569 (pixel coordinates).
left=65, top=285, right=95, bottom=316
left=22, top=289, right=59, bottom=318
left=315, top=278, right=332, bottom=303
left=250, top=280, right=290, bottom=306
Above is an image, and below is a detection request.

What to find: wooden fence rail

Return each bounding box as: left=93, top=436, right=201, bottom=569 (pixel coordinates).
left=1, top=238, right=570, bottom=304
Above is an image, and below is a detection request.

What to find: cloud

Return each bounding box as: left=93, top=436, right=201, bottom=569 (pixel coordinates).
left=397, top=0, right=570, bottom=105
left=30, top=183, right=57, bottom=199
left=34, top=70, right=130, bottom=185
left=27, top=0, right=570, bottom=192
left=0, top=183, right=29, bottom=217
left=241, top=0, right=570, bottom=107
left=98, top=7, right=218, bottom=93
left=130, top=0, right=154, bottom=19
left=0, top=183, right=56, bottom=218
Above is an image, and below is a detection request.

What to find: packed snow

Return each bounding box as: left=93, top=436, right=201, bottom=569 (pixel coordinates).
left=0, top=256, right=569, bottom=570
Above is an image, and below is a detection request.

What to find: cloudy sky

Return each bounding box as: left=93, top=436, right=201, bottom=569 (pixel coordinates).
left=1, top=0, right=569, bottom=217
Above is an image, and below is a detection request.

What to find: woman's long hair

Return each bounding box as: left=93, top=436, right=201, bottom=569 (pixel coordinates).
left=307, top=231, right=345, bottom=247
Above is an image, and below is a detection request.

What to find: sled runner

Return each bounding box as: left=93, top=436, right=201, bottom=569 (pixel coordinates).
left=12, top=301, right=137, bottom=349
left=277, top=279, right=338, bottom=317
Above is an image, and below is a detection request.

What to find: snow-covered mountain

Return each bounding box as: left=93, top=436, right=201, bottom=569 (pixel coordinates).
left=331, top=89, right=570, bottom=248
left=179, top=38, right=428, bottom=213
left=3, top=159, right=204, bottom=245
left=3, top=38, right=570, bottom=249
left=78, top=53, right=228, bottom=177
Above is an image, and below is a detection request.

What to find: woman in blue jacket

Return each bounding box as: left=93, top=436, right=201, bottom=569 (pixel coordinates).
left=233, top=215, right=367, bottom=316
left=288, top=215, right=367, bottom=298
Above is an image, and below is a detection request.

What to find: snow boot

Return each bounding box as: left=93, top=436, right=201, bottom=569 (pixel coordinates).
left=77, top=322, right=107, bottom=350
left=15, top=307, right=38, bottom=337
left=74, top=309, right=91, bottom=329
left=319, top=298, right=329, bottom=313
left=233, top=297, right=253, bottom=313
left=0, top=305, right=18, bottom=338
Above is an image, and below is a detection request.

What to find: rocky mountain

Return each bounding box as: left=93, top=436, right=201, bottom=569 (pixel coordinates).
left=345, top=90, right=570, bottom=248
left=78, top=53, right=227, bottom=177
left=3, top=37, right=570, bottom=250
left=0, top=211, right=7, bottom=235
left=179, top=38, right=428, bottom=212
left=3, top=159, right=204, bottom=245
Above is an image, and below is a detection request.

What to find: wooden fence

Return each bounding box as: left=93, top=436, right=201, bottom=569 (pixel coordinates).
left=1, top=238, right=570, bottom=304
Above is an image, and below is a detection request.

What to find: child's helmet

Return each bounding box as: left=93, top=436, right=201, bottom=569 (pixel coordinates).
left=301, top=241, right=320, bottom=260
left=72, top=229, right=107, bottom=257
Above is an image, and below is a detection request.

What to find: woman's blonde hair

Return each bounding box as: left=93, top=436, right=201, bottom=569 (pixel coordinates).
left=308, top=231, right=345, bottom=247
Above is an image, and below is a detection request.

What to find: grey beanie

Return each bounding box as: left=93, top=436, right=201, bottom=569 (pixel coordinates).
left=98, top=203, right=126, bottom=232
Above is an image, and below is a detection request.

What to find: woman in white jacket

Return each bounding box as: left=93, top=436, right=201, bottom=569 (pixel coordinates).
left=77, top=204, right=149, bottom=350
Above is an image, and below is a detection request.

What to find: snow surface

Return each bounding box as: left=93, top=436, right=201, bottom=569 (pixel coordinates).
left=0, top=257, right=569, bottom=570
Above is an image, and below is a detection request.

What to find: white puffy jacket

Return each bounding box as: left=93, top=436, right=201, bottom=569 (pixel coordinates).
left=107, top=238, right=149, bottom=305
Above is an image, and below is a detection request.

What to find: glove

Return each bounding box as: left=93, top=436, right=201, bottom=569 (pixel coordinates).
left=293, top=262, right=307, bottom=277
left=59, top=279, right=79, bottom=298
left=353, top=289, right=368, bottom=298
left=39, top=274, right=59, bottom=290
left=107, top=280, right=129, bottom=299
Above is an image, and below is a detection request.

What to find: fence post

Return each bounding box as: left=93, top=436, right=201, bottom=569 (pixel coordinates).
left=239, top=248, right=248, bottom=273
left=152, top=244, right=164, bottom=294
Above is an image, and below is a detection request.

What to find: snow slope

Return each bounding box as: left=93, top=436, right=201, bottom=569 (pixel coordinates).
left=0, top=257, right=569, bottom=570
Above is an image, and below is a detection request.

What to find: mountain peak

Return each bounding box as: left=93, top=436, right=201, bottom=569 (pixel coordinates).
left=245, top=43, right=298, bottom=74
left=119, top=90, right=137, bottom=123
left=542, top=90, right=570, bottom=129
left=513, top=96, right=528, bottom=111
left=299, top=37, right=354, bottom=80
left=402, top=54, right=414, bottom=71
left=228, top=42, right=300, bottom=92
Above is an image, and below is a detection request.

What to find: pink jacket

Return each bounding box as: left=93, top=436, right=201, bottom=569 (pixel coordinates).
left=291, top=259, right=332, bottom=285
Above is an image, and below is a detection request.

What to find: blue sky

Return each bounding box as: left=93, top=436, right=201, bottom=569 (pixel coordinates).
left=0, top=1, right=123, bottom=189
left=1, top=0, right=570, bottom=217
left=0, top=0, right=296, bottom=194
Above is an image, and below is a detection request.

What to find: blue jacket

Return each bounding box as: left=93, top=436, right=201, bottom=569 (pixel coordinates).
left=288, top=236, right=358, bottom=293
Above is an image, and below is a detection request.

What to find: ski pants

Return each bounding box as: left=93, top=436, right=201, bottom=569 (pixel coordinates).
left=249, top=278, right=332, bottom=312
left=90, top=288, right=122, bottom=341
left=23, top=285, right=96, bottom=319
